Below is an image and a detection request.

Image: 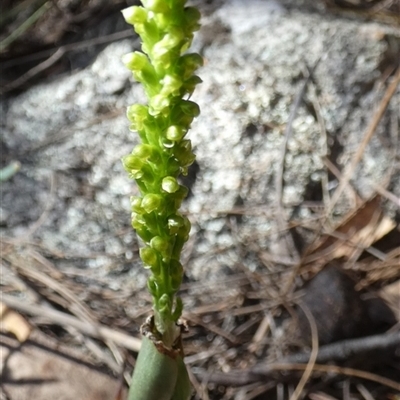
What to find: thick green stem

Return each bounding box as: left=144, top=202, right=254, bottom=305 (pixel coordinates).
left=128, top=319, right=191, bottom=400
left=128, top=336, right=178, bottom=400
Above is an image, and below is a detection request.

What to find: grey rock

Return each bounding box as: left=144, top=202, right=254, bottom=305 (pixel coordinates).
left=1, top=1, right=399, bottom=292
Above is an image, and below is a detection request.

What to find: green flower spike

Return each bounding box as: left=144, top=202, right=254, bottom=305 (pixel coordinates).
left=122, top=1, right=202, bottom=399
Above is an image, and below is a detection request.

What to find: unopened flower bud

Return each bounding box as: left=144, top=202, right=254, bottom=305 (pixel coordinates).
left=142, top=0, right=169, bottom=13
left=184, top=7, right=201, bottom=31
left=161, top=74, right=183, bottom=96
left=183, top=75, right=202, bottom=95
left=178, top=53, right=203, bottom=79
left=170, top=259, right=183, bottom=291
left=174, top=139, right=195, bottom=167
left=180, top=100, right=200, bottom=117
left=122, top=51, right=149, bottom=71
left=130, top=196, right=143, bottom=213
left=139, top=247, right=158, bottom=268
left=122, top=6, right=148, bottom=25
left=166, top=125, right=185, bottom=141
left=173, top=185, right=189, bottom=209
left=150, top=236, right=171, bottom=258
left=140, top=247, right=159, bottom=270
left=168, top=214, right=184, bottom=235
left=157, top=27, right=184, bottom=51
left=150, top=94, right=170, bottom=113
left=142, top=194, right=163, bottom=213
left=132, top=144, right=154, bottom=159
left=122, top=154, right=144, bottom=172
left=162, top=176, right=179, bottom=193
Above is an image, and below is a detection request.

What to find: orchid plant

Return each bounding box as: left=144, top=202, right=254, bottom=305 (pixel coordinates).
left=121, top=1, right=202, bottom=398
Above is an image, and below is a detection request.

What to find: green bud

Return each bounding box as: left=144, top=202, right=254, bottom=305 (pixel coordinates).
left=138, top=69, right=160, bottom=93
left=125, top=162, right=150, bottom=180
left=131, top=212, right=146, bottom=225
left=150, top=236, right=171, bottom=258
left=153, top=49, right=172, bottom=70
left=154, top=27, right=184, bottom=53
left=178, top=53, right=203, bottom=79
left=170, top=217, right=191, bottom=259
left=165, top=156, right=181, bottom=175
left=179, top=215, right=191, bottom=238
left=184, top=7, right=201, bottom=31
left=140, top=19, right=160, bottom=45
left=180, top=166, right=189, bottom=176
left=170, top=101, right=198, bottom=126
left=180, top=151, right=196, bottom=168
left=132, top=143, right=155, bottom=159
left=153, top=12, right=168, bottom=30
left=122, top=6, right=147, bottom=25
left=122, top=51, right=149, bottom=72
left=162, top=176, right=179, bottom=193
left=174, top=139, right=195, bottom=167
left=183, top=75, right=203, bottom=96
left=142, top=0, right=170, bottom=13
left=130, top=169, right=145, bottom=180
left=168, top=214, right=184, bottom=235
left=127, top=104, right=148, bottom=126
left=169, top=259, right=183, bottom=291
left=130, top=196, right=143, bottom=213
left=132, top=212, right=145, bottom=228
left=122, top=154, right=154, bottom=180
left=142, top=193, right=163, bottom=213
left=122, top=154, right=144, bottom=172
left=150, top=94, right=170, bottom=114
left=166, top=125, right=185, bottom=141
left=161, top=75, right=183, bottom=96
left=179, top=38, right=191, bottom=54
left=140, top=247, right=159, bottom=271
left=180, top=100, right=200, bottom=117
left=178, top=139, right=191, bottom=152
left=150, top=236, right=169, bottom=252
left=132, top=214, right=153, bottom=242
left=173, top=185, right=189, bottom=209
left=136, top=230, right=152, bottom=243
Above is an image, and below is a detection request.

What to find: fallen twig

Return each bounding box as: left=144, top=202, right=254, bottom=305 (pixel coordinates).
left=1, top=29, right=136, bottom=94
left=192, top=331, right=400, bottom=391
left=284, top=331, right=400, bottom=364
left=289, top=302, right=319, bottom=400
left=1, top=294, right=141, bottom=352
left=193, top=360, right=400, bottom=392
